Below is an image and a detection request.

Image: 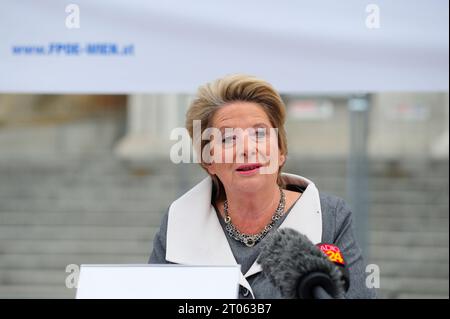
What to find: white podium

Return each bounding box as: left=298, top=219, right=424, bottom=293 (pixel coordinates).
left=76, top=264, right=241, bottom=299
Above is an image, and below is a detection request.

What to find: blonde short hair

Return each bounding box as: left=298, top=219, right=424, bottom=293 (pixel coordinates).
left=186, top=74, right=288, bottom=201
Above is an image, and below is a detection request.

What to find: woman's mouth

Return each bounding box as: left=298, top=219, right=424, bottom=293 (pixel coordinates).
left=236, top=163, right=262, bottom=175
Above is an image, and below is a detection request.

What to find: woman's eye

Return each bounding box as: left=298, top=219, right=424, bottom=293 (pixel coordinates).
left=222, top=136, right=235, bottom=144
left=255, top=128, right=266, bottom=138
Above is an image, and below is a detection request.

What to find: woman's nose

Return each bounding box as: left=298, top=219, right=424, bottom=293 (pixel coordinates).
left=236, top=131, right=258, bottom=162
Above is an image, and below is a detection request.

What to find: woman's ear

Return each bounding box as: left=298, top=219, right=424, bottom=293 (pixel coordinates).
left=279, top=154, right=286, bottom=167
left=203, top=162, right=216, bottom=175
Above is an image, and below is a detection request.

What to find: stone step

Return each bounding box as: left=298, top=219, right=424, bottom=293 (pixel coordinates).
left=0, top=162, right=202, bottom=177
left=5, top=255, right=446, bottom=279
left=0, top=253, right=148, bottom=270
left=395, top=293, right=449, bottom=299
left=0, top=225, right=158, bottom=241
left=370, top=245, right=449, bottom=262
left=369, top=204, right=449, bottom=218
left=371, top=260, right=449, bottom=278
left=379, top=277, right=449, bottom=297
left=369, top=191, right=448, bottom=205
left=0, top=284, right=75, bottom=299
left=0, top=175, right=188, bottom=192
left=0, top=225, right=447, bottom=250
left=0, top=185, right=179, bottom=201
left=0, top=187, right=447, bottom=206
left=286, top=160, right=449, bottom=179
left=0, top=212, right=165, bottom=226
left=369, top=216, right=449, bottom=232
left=0, top=174, right=195, bottom=191
left=2, top=171, right=448, bottom=187
left=0, top=198, right=447, bottom=217
left=0, top=239, right=152, bottom=255
left=0, top=269, right=69, bottom=286
left=0, top=200, right=170, bottom=215
left=3, top=155, right=447, bottom=168
left=1, top=239, right=447, bottom=263
left=315, top=176, right=448, bottom=191
left=370, top=231, right=449, bottom=247
left=1, top=210, right=446, bottom=229
left=0, top=170, right=181, bottom=185
left=1, top=161, right=448, bottom=183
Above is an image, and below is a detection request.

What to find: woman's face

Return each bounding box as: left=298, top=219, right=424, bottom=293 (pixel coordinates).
left=204, top=101, right=285, bottom=195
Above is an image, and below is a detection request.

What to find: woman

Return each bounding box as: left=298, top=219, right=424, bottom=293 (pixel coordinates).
left=149, top=74, right=376, bottom=299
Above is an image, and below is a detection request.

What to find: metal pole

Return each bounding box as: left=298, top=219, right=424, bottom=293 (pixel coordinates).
left=347, top=95, right=370, bottom=259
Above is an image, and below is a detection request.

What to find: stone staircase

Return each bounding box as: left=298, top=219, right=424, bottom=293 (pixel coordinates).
left=288, top=160, right=449, bottom=299
left=0, top=152, right=205, bottom=298
left=0, top=147, right=448, bottom=299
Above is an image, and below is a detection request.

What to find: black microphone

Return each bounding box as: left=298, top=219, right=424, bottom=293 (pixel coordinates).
left=258, top=228, right=348, bottom=299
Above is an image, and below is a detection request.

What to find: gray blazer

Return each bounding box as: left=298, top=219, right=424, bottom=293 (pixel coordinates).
left=149, top=188, right=376, bottom=299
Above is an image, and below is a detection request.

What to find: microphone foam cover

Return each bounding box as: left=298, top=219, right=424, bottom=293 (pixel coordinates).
left=258, top=228, right=346, bottom=298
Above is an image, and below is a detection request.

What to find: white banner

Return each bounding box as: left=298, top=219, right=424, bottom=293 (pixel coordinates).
left=0, top=0, right=448, bottom=93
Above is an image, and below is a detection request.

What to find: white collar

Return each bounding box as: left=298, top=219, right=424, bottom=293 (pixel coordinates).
left=165, top=173, right=322, bottom=298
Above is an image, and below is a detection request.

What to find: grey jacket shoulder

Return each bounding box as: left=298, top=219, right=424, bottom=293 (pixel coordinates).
left=148, top=209, right=171, bottom=265
left=319, top=192, right=377, bottom=299
left=320, top=192, right=352, bottom=243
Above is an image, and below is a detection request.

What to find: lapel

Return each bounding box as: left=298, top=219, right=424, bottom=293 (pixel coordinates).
left=165, top=173, right=323, bottom=298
